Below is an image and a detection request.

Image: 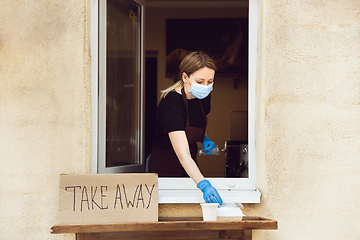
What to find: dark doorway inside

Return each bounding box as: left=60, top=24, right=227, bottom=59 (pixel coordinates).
left=144, top=52, right=158, bottom=160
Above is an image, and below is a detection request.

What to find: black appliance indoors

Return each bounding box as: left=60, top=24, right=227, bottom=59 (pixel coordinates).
left=222, top=140, right=248, bottom=178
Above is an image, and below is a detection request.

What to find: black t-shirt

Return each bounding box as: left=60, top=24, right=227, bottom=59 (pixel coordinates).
left=153, top=91, right=211, bottom=149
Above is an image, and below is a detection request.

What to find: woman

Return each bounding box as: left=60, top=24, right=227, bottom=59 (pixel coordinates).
left=148, top=51, right=223, bottom=205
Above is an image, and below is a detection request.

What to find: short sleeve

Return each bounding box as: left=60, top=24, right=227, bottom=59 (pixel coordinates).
left=157, top=92, right=186, bottom=133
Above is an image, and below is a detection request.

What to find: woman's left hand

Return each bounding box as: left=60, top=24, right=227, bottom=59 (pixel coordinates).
left=202, top=136, right=215, bottom=151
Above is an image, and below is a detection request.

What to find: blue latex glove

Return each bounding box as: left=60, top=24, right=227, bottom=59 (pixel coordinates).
left=202, top=136, right=215, bottom=152
left=197, top=179, right=223, bottom=205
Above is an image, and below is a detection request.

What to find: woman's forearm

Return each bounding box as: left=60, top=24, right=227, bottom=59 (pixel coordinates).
left=178, top=155, right=205, bottom=184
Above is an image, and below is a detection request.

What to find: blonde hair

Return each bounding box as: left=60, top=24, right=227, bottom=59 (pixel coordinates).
left=160, top=51, right=217, bottom=99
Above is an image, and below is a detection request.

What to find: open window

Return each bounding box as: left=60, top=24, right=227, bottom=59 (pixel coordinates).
left=91, top=0, right=260, bottom=203
left=92, top=0, right=145, bottom=174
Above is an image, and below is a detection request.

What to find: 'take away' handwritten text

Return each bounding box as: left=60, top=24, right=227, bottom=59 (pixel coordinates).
left=65, top=183, right=155, bottom=212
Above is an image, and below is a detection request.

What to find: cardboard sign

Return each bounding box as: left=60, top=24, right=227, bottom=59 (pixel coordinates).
left=59, top=173, right=158, bottom=225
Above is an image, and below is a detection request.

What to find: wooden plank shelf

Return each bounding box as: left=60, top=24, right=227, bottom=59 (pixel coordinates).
left=51, top=216, right=277, bottom=240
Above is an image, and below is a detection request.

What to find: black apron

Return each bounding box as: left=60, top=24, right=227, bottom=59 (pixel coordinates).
left=148, top=88, right=207, bottom=177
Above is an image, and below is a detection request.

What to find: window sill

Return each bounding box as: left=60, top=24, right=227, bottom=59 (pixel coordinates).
left=158, top=178, right=261, bottom=203
left=159, top=189, right=261, bottom=203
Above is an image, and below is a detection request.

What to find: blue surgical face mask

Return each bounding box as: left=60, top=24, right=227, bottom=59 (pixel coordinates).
left=186, top=75, right=214, bottom=99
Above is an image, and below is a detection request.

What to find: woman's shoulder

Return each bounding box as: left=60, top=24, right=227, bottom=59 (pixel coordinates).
left=159, top=91, right=184, bottom=109
left=166, top=90, right=182, bottom=97
left=162, top=90, right=182, bottom=102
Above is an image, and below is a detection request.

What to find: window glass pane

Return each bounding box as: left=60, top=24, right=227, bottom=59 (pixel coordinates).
left=106, top=0, right=141, bottom=167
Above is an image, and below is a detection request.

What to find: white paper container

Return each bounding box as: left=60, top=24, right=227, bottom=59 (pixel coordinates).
left=200, top=203, right=219, bottom=221
left=217, top=204, right=245, bottom=221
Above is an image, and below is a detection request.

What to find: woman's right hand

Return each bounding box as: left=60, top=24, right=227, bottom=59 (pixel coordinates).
left=197, top=179, right=223, bottom=205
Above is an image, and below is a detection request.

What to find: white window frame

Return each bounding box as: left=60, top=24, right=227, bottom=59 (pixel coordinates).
left=91, top=0, right=145, bottom=174
left=91, top=0, right=260, bottom=203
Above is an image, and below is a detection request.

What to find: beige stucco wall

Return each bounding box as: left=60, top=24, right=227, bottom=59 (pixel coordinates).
left=248, top=0, right=360, bottom=239
left=1, top=0, right=360, bottom=239
left=0, top=0, right=91, bottom=239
